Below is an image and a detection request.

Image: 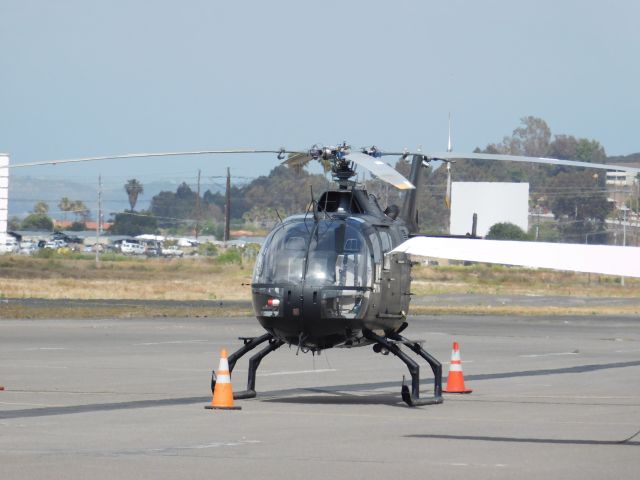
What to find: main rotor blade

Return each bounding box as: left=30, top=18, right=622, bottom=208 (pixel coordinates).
left=15, top=148, right=637, bottom=175
left=430, top=152, right=640, bottom=174
left=392, top=237, right=640, bottom=278
left=346, top=152, right=415, bottom=190
left=281, top=152, right=313, bottom=170
left=9, top=149, right=294, bottom=169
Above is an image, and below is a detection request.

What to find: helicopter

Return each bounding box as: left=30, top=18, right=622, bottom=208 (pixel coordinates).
left=6, top=144, right=640, bottom=406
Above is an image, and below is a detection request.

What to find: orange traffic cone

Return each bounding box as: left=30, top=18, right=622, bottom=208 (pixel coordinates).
left=205, top=349, right=241, bottom=410
left=443, top=341, right=472, bottom=394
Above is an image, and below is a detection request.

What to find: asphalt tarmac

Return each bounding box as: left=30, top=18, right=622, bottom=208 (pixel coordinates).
left=1, top=313, right=639, bottom=479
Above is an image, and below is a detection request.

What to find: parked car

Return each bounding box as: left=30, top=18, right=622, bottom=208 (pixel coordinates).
left=120, top=240, right=145, bottom=255
left=44, top=239, right=67, bottom=249
left=161, top=245, right=184, bottom=257
left=143, top=241, right=162, bottom=257
left=52, top=231, right=82, bottom=244
left=0, top=237, right=19, bottom=254
left=19, top=240, right=39, bottom=255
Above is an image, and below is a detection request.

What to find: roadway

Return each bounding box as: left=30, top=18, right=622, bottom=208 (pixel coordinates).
left=1, top=313, right=639, bottom=479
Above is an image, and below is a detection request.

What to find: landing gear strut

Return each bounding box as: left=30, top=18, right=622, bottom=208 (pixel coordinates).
left=211, top=333, right=284, bottom=399
left=363, top=329, right=443, bottom=407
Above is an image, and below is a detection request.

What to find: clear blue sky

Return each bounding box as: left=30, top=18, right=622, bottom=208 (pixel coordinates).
left=2, top=0, right=639, bottom=183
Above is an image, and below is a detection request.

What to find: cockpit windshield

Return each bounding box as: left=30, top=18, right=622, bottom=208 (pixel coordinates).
left=253, top=218, right=372, bottom=288
left=253, top=220, right=310, bottom=284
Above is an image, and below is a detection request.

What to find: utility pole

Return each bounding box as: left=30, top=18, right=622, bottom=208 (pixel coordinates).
left=195, top=169, right=201, bottom=240
left=95, top=174, right=102, bottom=266
left=636, top=176, right=639, bottom=246
left=622, top=206, right=627, bottom=287
left=623, top=206, right=627, bottom=247
left=224, top=167, right=231, bottom=243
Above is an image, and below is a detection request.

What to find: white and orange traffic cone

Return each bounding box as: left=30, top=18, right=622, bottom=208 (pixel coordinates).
left=205, top=349, right=241, bottom=410
left=443, top=341, right=472, bottom=394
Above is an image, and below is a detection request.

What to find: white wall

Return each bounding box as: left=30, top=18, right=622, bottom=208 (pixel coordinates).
left=450, top=182, right=529, bottom=237
left=0, top=154, right=8, bottom=243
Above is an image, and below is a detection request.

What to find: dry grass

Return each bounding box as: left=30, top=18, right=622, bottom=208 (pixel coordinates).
left=411, top=264, right=640, bottom=298
left=0, top=255, right=253, bottom=301
left=409, top=304, right=640, bottom=317
left=0, top=302, right=253, bottom=319
left=1, top=255, right=639, bottom=318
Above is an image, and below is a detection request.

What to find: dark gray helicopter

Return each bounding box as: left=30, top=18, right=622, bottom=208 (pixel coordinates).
left=210, top=143, right=640, bottom=407
left=239, top=144, right=443, bottom=407
left=9, top=144, right=640, bottom=407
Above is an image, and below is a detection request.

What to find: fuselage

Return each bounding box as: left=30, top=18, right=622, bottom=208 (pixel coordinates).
left=251, top=188, right=413, bottom=350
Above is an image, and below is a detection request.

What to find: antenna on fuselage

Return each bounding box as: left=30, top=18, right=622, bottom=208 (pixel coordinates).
left=445, top=113, right=453, bottom=208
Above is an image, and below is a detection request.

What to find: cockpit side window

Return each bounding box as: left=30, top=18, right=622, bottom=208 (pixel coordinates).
left=377, top=228, right=393, bottom=271
left=367, top=231, right=382, bottom=263
left=366, top=230, right=383, bottom=282
left=378, top=228, right=392, bottom=253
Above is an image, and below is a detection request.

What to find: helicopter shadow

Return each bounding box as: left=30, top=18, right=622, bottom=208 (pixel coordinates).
left=260, top=387, right=409, bottom=408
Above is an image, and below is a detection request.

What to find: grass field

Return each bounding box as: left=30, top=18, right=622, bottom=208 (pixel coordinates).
left=1, top=253, right=639, bottom=318
left=0, top=253, right=253, bottom=301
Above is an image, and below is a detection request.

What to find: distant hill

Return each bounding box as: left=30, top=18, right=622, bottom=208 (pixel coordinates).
left=607, top=152, right=640, bottom=165
left=8, top=149, right=638, bottom=223
left=8, top=176, right=226, bottom=221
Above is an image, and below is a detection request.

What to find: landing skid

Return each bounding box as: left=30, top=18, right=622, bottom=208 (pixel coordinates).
left=363, top=329, right=443, bottom=407
left=212, top=330, right=442, bottom=407
left=211, top=333, right=284, bottom=399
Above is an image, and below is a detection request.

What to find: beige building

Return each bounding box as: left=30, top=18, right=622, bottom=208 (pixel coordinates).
left=0, top=154, right=8, bottom=244
left=606, top=170, right=638, bottom=209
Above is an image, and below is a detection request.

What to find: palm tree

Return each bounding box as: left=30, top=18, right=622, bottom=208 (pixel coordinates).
left=33, top=201, right=49, bottom=215
left=58, top=197, right=72, bottom=221
left=70, top=200, right=90, bottom=223
left=125, top=179, right=144, bottom=212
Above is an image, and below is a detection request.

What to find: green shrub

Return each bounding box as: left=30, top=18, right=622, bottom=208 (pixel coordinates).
left=215, top=249, right=242, bottom=265
left=198, top=243, right=219, bottom=257
left=34, top=248, right=55, bottom=259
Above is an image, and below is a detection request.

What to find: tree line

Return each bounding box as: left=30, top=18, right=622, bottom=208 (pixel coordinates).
left=109, top=166, right=330, bottom=236
left=110, top=116, right=634, bottom=243
left=11, top=198, right=90, bottom=231
left=12, top=116, right=635, bottom=245
left=378, top=116, right=626, bottom=243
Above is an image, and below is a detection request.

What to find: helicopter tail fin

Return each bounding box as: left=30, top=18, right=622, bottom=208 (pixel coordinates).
left=399, top=155, right=425, bottom=234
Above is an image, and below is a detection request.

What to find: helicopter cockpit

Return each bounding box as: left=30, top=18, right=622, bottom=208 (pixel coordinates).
left=252, top=216, right=374, bottom=328
left=254, top=217, right=372, bottom=288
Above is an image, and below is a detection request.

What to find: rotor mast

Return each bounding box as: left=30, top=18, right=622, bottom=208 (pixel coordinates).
left=308, top=143, right=358, bottom=189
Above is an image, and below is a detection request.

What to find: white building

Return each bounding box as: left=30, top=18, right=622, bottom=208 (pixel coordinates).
left=450, top=182, right=529, bottom=237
